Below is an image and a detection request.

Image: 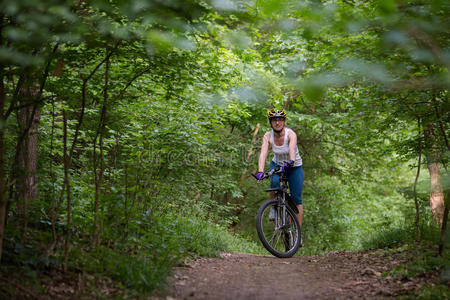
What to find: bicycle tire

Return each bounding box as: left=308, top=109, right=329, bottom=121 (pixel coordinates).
left=256, top=199, right=301, bottom=258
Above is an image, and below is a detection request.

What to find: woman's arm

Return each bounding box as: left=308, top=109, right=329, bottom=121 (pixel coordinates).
left=258, top=132, right=270, bottom=172
left=288, top=130, right=297, bottom=161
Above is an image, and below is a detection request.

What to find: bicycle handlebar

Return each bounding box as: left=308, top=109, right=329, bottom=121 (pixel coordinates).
left=251, top=167, right=282, bottom=181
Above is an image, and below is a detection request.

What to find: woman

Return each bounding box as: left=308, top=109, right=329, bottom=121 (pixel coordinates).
left=255, top=109, right=304, bottom=240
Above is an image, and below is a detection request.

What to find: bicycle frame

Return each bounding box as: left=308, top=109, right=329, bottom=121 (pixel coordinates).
left=264, top=168, right=291, bottom=229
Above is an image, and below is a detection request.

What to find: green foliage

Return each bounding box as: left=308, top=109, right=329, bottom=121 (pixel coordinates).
left=1, top=0, right=449, bottom=297
left=386, top=242, right=447, bottom=276
left=2, top=235, right=57, bottom=271
left=2, top=213, right=259, bottom=295
left=295, top=174, right=415, bottom=254
left=71, top=245, right=173, bottom=294
left=67, top=214, right=259, bottom=294
left=385, top=242, right=450, bottom=299
left=407, top=285, right=450, bottom=300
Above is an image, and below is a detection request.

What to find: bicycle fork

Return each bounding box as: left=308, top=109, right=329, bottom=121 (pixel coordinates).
left=275, top=193, right=288, bottom=229
left=279, top=193, right=295, bottom=249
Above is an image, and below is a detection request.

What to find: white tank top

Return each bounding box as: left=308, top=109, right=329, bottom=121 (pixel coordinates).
left=270, top=128, right=302, bottom=167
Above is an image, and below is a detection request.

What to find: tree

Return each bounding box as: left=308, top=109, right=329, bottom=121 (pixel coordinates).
left=0, top=0, right=234, bottom=262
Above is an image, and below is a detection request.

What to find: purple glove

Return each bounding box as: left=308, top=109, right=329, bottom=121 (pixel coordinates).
left=282, top=160, right=294, bottom=172
left=255, top=172, right=265, bottom=181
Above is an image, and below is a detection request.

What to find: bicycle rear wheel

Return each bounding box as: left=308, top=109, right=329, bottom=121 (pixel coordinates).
left=256, top=199, right=301, bottom=258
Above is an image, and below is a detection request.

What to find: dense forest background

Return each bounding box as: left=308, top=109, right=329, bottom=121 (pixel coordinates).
left=0, top=0, right=449, bottom=298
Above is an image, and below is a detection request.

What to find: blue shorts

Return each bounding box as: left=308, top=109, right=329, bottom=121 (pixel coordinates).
left=270, top=161, right=304, bottom=205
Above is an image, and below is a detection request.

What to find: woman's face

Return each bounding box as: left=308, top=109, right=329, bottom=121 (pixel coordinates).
left=270, top=117, right=285, bottom=131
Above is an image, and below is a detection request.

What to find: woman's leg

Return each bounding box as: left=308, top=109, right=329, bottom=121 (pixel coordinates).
left=296, top=204, right=303, bottom=227
left=288, top=166, right=304, bottom=227
left=269, top=161, right=280, bottom=199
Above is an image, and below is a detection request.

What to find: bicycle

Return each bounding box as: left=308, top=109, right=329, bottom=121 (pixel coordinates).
left=252, top=166, right=301, bottom=258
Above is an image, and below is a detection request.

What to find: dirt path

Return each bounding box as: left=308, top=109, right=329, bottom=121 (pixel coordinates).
left=166, top=250, right=439, bottom=300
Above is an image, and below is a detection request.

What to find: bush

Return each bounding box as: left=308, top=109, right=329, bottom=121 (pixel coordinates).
left=66, top=213, right=260, bottom=295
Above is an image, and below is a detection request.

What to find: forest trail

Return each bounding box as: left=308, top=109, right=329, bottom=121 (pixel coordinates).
left=165, top=250, right=436, bottom=300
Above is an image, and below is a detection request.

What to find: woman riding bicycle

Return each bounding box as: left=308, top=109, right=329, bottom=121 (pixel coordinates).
left=255, top=109, right=304, bottom=243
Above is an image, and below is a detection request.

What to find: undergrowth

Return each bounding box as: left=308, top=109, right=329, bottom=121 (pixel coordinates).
left=0, top=213, right=260, bottom=298
left=385, top=242, right=450, bottom=299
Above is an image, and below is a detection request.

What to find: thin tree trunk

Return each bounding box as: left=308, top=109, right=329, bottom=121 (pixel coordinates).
left=240, top=123, right=260, bottom=185
left=231, top=123, right=261, bottom=226
left=93, top=51, right=110, bottom=246
left=123, top=164, right=129, bottom=241
left=0, top=52, right=7, bottom=262
left=49, top=99, right=58, bottom=245
left=93, top=139, right=100, bottom=244
left=62, top=110, right=72, bottom=269
left=52, top=52, right=114, bottom=248
left=98, top=55, right=108, bottom=243
left=413, top=118, right=422, bottom=241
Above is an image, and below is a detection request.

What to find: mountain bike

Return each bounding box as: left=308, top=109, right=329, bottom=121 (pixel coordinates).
left=252, top=166, right=301, bottom=258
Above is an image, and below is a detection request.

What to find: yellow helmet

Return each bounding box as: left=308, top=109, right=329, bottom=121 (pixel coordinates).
left=267, top=109, right=287, bottom=120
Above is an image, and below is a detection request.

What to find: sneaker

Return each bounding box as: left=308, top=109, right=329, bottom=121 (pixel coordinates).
left=269, top=207, right=276, bottom=221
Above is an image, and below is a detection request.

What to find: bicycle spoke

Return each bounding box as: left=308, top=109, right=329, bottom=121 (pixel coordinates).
left=256, top=199, right=301, bottom=258
left=272, top=230, right=282, bottom=246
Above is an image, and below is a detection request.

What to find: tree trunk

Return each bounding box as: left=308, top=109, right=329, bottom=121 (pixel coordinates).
left=62, top=110, right=72, bottom=269
left=424, top=122, right=445, bottom=225
left=240, top=123, right=260, bottom=185
left=0, top=60, right=6, bottom=262
left=16, top=84, right=41, bottom=233
left=433, top=96, right=450, bottom=255
left=413, top=118, right=422, bottom=241
left=439, top=189, right=449, bottom=256
left=52, top=53, right=113, bottom=255
left=13, top=46, right=58, bottom=235
left=427, top=162, right=444, bottom=224
left=0, top=115, right=5, bottom=263
left=93, top=51, right=110, bottom=246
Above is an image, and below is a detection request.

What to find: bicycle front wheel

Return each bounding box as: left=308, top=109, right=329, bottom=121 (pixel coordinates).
left=256, top=199, right=301, bottom=258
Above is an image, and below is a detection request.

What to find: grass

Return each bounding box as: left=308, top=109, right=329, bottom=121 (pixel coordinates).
left=0, top=213, right=262, bottom=298
left=386, top=241, right=450, bottom=299
left=407, top=285, right=450, bottom=300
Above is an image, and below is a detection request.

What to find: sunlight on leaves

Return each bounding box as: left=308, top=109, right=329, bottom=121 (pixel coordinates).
left=212, top=0, right=239, bottom=11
